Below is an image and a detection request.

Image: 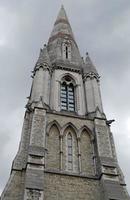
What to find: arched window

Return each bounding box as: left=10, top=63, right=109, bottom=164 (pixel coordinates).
left=60, top=76, right=75, bottom=111
left=67, top=133, right=73, bottom=171
left=46, top=124, right=60, bottom=170
left=62, top=41, right=71, bottom=60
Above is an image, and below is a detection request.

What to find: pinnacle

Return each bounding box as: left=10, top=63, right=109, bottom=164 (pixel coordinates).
left=35, top=45, right=51, bottom=68
left=83, top=53, right=98, bottom=74
left=85, top=52, right=94, bottom=66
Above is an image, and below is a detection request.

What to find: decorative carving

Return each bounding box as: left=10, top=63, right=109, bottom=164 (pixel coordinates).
left=26, top=189, right=41, bottom=200
left=26, top=97, right=50, bottom=112
left=26, top=102, right=34, bottom=113
left=106, top=119, right=115, bottom=126
left=83, top=72, right=100, bottom=82
left=34, top=64, right=50, bottom=74
left=52, top=60, right=82, bottom=74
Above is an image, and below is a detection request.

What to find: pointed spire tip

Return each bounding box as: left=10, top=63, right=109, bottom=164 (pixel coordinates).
left=61, top=4, right=64, bottom=9
left=56, top=4, right=68, bottom=22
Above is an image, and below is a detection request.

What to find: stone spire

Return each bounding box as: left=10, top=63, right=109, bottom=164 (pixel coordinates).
left=47, top=5, right=82, bottom=65
left=48, top=5, right=76, bottom=44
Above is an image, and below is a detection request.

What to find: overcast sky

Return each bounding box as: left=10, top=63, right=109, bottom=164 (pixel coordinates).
left=0, top=0, right=130, bottom=195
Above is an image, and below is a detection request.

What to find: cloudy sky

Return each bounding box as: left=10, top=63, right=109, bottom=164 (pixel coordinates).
left=0, top=0, right=130, bottom=195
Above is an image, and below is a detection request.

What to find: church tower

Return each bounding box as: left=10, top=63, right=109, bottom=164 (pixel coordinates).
left=1, top=6, right=130, bottom=200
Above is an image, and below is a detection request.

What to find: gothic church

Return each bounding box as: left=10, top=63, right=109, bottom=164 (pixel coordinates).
left=1, top=5, right=130, bottom=200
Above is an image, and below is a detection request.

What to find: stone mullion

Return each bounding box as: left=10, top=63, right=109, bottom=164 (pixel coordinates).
left=60, top=135, right=63, bottom=170
left=67, top=84, right=69, bottom=110
left=77, top=137, right=81, bottom=173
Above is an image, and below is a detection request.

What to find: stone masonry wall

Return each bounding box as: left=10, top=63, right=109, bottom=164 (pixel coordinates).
left=44, top=172, right=101, bottom=200
left=1, top=171, right=25, bottom=200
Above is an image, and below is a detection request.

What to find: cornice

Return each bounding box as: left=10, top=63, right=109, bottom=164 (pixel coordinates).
left=52, top=60, right=82, bottom=74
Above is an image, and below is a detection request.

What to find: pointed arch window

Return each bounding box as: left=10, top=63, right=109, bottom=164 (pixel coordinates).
left=61, top=78, right=75, bottom=111
left=67, top=133, right=73, bottom=171
left=62, top=41, right=71, bottom=60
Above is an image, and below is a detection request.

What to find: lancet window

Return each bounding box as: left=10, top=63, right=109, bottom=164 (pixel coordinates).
left=62, top=41, right=71, bottom=60
left=67, top=133, right=73, bottom=171
left=60, top=76, right=75, bottom=111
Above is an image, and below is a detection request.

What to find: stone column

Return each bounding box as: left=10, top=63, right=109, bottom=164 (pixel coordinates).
left=94, top=118, right=126, bottom=199
left=77, top=137, right=81, bottom=173
left=24, top=108, right=47, bottom=200
left=31, top=67, right=50, bottom=105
